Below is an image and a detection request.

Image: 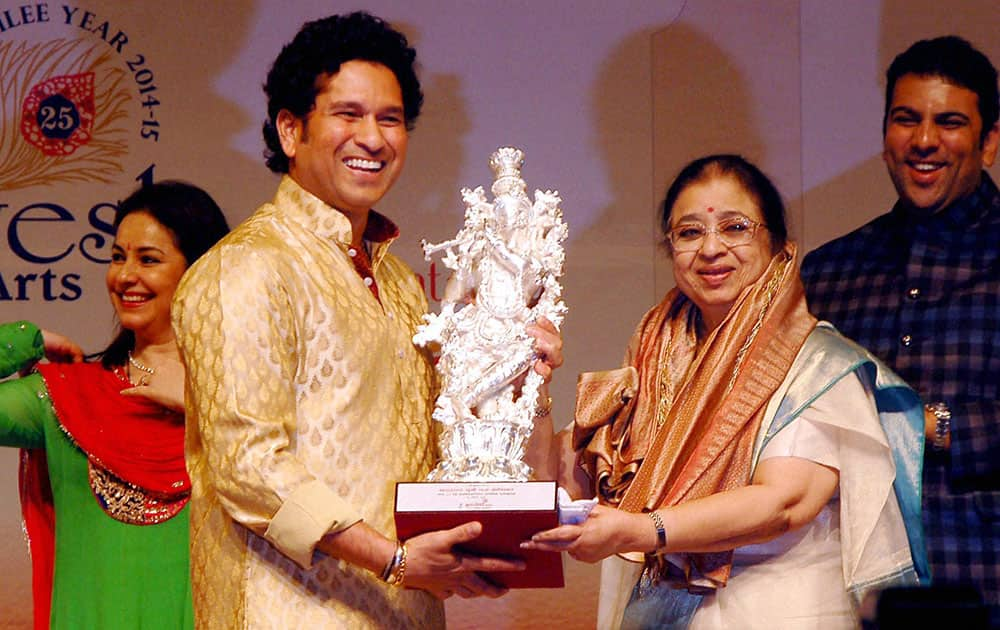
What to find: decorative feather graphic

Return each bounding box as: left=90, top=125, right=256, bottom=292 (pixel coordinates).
left=0, top=38, right=131, bottom=191
left=21, top=72, right=96, bottom=156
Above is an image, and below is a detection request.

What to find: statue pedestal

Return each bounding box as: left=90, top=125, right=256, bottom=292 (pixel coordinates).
left=394, top=480, right=564, bottom=588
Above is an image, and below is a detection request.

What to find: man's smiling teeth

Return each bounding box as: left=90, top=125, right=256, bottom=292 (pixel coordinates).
left=345, top=158, right=382, bottom=171
left=912, top=163, right=941, bottom=171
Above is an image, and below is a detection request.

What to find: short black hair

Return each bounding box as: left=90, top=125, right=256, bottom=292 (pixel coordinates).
left=883, top=36, right=999, bottom=144
left=660, top=154, right=787, bottom=253
left=262, top=11, right=423, bottom=173
left=99, top=180, right=230, bottom=369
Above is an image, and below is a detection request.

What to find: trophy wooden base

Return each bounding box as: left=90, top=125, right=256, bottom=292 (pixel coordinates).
left=394, top=480, right=564, bottom=588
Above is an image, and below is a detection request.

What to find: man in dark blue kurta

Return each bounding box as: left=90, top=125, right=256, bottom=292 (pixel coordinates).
left=801, top=36, right=999, bottom=620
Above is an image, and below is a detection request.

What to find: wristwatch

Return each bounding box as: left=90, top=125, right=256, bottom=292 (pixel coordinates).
left=925, top=401, right=951, bottom=451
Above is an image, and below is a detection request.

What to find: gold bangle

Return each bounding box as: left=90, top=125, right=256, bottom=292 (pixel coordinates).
left=380, top=541, right=404, bottom=583
left=534, top=395, right=553, bottom=418
left=379, top=540, right=399, bottom=582
left=387, top=542, right=408, bottom=587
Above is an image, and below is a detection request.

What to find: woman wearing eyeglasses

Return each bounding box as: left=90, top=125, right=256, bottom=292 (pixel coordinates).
left=524, top=155, right=929, bottom=629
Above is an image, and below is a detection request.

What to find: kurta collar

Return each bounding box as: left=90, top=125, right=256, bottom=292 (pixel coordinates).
left=273, top=176, right=401, bottom=267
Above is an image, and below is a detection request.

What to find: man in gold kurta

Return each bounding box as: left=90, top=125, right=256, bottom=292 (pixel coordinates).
left=172, top=12, right=526, bottom=628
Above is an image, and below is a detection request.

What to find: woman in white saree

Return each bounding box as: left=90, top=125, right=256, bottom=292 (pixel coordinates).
left=524, top=155, right=929, bottom=629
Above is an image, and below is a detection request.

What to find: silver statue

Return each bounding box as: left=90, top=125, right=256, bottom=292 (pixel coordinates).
left=415, top=147, right=568, bottom=481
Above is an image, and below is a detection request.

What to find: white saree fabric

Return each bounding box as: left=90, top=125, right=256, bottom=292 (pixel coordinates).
left=598, top=323, right=919, bottom=629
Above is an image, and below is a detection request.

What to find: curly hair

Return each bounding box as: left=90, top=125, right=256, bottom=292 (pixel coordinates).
left=883, top=36, right=999, bottom=145
left=262, top=11, right=424, bottom=173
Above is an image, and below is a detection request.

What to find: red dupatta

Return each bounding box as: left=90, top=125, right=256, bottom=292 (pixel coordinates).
left=20, top=362, right=189, bottom=629
left=19, top=449, right=54, bottom=630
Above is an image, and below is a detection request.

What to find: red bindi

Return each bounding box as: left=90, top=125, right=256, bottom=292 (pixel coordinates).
left=706, top=206, right=715, bottom=213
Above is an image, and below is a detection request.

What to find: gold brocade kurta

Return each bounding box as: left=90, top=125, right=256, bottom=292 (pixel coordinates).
left=172, top=176, right=443, bottom=629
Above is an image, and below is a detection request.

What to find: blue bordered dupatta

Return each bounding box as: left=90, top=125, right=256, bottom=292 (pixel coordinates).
left=756, top=322, right=929, bottom=595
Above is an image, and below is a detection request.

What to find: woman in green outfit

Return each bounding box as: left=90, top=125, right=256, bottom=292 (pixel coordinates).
left=1, top=181, right=228, bottom=629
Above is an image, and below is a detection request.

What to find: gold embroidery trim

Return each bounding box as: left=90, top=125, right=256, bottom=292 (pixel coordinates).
left=88, top=463, right=189, bottom=526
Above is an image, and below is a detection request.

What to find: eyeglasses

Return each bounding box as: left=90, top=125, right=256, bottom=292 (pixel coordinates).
left=667, top=216, right=767, bottom=252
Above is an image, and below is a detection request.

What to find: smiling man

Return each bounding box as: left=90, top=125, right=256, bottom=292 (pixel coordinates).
left=171, top=12, right=529, bottom=629
left=802, top=36, right=999, bottom=619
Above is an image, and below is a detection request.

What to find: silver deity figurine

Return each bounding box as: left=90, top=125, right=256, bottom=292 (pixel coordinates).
left=414, top=147, right=568, bottom=481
